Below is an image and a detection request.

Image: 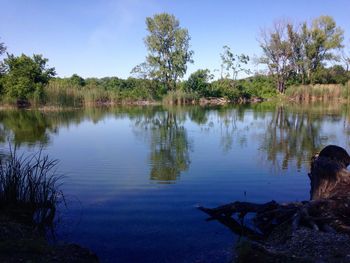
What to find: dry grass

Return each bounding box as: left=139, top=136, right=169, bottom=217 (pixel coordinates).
left=162, top=90, right=198, bottom=105
left=286, top=82, right=350, bottom=101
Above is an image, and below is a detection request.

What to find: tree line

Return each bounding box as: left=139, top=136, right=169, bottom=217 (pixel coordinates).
left=0, top=13, right=349, bottom=105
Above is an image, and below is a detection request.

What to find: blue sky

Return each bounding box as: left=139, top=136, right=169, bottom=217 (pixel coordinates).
left=0, top=0, right=349, bottom=79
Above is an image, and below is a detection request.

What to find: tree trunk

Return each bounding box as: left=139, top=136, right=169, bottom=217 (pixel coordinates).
left=199, top=145, right=350, bottom=237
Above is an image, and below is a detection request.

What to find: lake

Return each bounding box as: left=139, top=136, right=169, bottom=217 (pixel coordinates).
left=0, top=102, right=349, bottom=262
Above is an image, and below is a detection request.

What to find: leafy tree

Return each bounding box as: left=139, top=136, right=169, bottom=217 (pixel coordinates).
left=341, top=39, right=350, bottom=72
left=220, top=45, right=250, bottom=82
left=70, top=74, right=85, bottom=86
left=302, top=16, right=344, bottom=83
left=259, top=21, right=294, bottom=93
left=312, top=65, right=348, bottom=84
left=185, top=69, right=213, bottom=97
left=0, top=39, right=6, bottom=73
left=0, top=39, right=5, bottom=57
left=258, top=16, right=344, bottom=91
left=133, top=13, right=193, bottom=91
left=2, top=54, right=55, bottom=100
left=0, top=39, right=7, bottom=91
left=287, top=24, right=307, bottom=84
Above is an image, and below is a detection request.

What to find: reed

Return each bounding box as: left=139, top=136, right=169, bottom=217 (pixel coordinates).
left=162, top=90, right=198, bottom=105
left=285, top=83, right=349, bottom=101
left=0, top=147, right=64, bottom=228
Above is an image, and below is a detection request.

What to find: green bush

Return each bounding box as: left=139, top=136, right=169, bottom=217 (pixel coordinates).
left=1, top=54, right=55, bottom=102
left=184, top=69, right=213, bottom=97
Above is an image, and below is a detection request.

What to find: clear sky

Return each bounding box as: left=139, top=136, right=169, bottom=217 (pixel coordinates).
left=0, top=0, right=349, bottom=79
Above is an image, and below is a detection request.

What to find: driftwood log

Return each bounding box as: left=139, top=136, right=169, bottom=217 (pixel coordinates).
left=199, top=145, right=350, bottom=262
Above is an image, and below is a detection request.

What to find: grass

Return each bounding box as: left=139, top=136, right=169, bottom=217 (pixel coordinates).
left=162, top=90, right=198, bottom=105
left=0, top=147, right=64, bottom=228
left=43, top=80, right=158, bottom=107
left=285, top=82, right=350, bottom=101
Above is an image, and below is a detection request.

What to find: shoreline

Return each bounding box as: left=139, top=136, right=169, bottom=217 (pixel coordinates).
left=0, top=97, right=266, bottom=111
left=0, top=216, right=99, bottom=262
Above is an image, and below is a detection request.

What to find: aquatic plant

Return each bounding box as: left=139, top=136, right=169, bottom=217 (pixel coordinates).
left=0, top=147, right=64, bottom=228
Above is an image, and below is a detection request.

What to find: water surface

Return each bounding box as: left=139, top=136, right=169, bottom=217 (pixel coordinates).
left=1, top=103, right=349, bottom=262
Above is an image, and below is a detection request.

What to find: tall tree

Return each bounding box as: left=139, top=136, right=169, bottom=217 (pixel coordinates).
left=0, top=39, right=6, bottom=75
left=287, top=24, right=307, bottom=84
left=133, top=13, right=193, bottom=91
left=258, top=16, right=344, bottom=91
left=220, top=45, right=250, bottom=82
left=341, top=39, right=350, bottom=72
left=302, top=16, right=344, bottom=83
left=0, top=40, right=5, bottom=56
left=259, top=21, right=293, bottom=93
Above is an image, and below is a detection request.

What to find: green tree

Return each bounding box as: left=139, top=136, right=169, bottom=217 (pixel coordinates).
left=70, top=74, right=85, bottom=86
left=2, top=54, right=55, bottom=100
left=258, top=16, right=345, bottom=91
left=302, top=16, right=344, bottom=83
left=0, top=41, right=5, bottom=58
left=287, top=24, right=307, bottom=84
left=0, top=39, right=7, bottom=91
left=185, top=69, right=213, bottom=97
left=341, top=39, right=350, bottom=72
left=259, top=21, right=293, bottom=93
left=133, top=13, right=194, bottom=91
left=313, top=65, right=348, bottom=84
left=220, top=45, right=250, bottom=82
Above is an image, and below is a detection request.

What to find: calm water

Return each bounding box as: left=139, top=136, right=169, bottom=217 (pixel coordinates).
left=1, top=103, right=350, bottom=262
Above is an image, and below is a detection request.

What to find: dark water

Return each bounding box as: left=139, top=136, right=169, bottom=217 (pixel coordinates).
left=1, top=103, right=350, bottom=262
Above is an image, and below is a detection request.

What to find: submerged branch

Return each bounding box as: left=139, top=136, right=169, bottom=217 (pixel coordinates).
left=199, top=145, right=350, bottom=262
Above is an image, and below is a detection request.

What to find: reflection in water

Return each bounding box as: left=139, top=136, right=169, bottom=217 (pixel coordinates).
left=0, top=103, right=349, bottom=173
left=262, top=106, right=323, bottom=169
left=258, top=103, right=345, bottom=170
left=0, top=109, right=107, bottom=146
left=133, top=107, right=191, bottom=183
left=1, top=103, right=350, bottom=262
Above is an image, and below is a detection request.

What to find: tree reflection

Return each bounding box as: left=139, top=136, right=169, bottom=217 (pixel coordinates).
left=0, top=109, right=107, bottom=146
left=0, top=110, right=54, bottom=145
left=260, top=104, right=333, bottom=170
left=133, top=107, right=191, bottom=183
left=0, top=103, right=348, bottom=178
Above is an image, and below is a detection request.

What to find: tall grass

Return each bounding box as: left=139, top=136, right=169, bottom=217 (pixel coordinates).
left=43, top=81, right=84, bottom=107
left=285, top=82, right=350, bottom=101
left=0, top=147, right=63, bottom=228
left=162, top=90, right=198, bottom=105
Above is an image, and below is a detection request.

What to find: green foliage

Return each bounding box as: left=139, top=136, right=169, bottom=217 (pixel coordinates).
left=0, top=38, right=6, bottom=73
left=259, top=16, right=345, bottom=93
left=312, top=65, right=348, bottom=85
left=220, top=45, right=250, bottom=81
left=185, top=69, right=213, bottom=97
left=211, top=79, right=244, bottom=100
left=259, top=21, right=294, bottom=93
left=238, top=75, right=277, bottom=98
left=133, top=13, right=193, bottom=91
left=1, top=54, right=55, bottom=101
left=70, top=74, right=85, bottom=86
left=162, top=90, right=198, bottom=105
left=44, top=76, right=166, bottom=107
left=0, top=40, right=5, bottom=57
left=303, top=16, right=344, bottom=81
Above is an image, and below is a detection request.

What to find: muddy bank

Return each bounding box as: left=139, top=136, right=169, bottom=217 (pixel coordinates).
left=0, top=216, right=99, bottom=263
